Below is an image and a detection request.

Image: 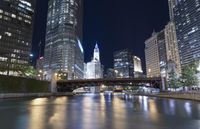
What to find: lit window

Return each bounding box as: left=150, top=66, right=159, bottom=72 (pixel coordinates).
left=24, top=20, right=31, bottom=24
left=11, top=14, right=16, bottom=18
left=0, top=35, right=2, bottom=39
left=4, top=11, right=10, bottom=16
left=0, top=9, right=3, bottom=13
left=19, top=0, right=32, bottom=7
left=0, top=15, right=2, bottom=19
left=11, top=54, right=16, bottom=58
left=18, top=17, right=22, bottom=20
left=5, top=32, right=12, bottom=36
left=0, top=56, right=7, bottom=61
left=11, top=59, right=16, bottom=63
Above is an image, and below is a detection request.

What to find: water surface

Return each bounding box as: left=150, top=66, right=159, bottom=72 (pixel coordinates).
left=0, top=94, right=199, bottom=129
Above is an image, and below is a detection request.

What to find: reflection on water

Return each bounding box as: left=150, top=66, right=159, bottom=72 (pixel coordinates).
left=29, top=98, right=48, bottom=129
left=0, top=94, right=199, bottom=129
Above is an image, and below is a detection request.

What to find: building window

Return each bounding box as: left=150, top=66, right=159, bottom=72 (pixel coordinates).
left=11, top=14, right=16, bottom=18
left=5, top=32, right=12, bottom=36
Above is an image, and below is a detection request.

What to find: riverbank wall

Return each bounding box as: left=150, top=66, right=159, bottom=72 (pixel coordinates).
left=0, top=93, right=74, bottom=99
left=0, top=75, right=76, bottom=99
left=124, top=91, right=200, bottom=102
left=0, top=75, right=50, bottom=93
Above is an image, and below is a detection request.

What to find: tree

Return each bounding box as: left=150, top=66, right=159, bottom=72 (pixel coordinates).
left=168, top=68, right=181, bottom=90
left=23, top=66, right=37, bottom=78
left=181, top=61, right=199, bottom=88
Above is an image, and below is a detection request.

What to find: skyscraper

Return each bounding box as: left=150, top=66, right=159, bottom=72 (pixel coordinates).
left=0, top=0, right=35, bottom=75
left=133, top=56, right=143, bottom=78
left=168, top=0, right=177, bottom=20
left=164, top=21, right=181, bottom=74
left=157, top=30, right=167, bottom=77
left=114, top=49, right=143, bottom=78
left=145, top=32, right=161, bottom=78
left=44, top=0, right=84, bottom=80
left=145, top=23, right=181, bottom=78
left=173, top=0, right=200, bottom=66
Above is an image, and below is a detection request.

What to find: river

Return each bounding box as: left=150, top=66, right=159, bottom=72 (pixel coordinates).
left=0, top=93, right=199, bottom=129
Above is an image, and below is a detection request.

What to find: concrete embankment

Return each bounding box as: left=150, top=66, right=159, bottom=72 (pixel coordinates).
left=156, top=92, right=200, bottom=101
left=124, top=91, right=200, bottom=102
left=0, top=93, right=74, bottom=99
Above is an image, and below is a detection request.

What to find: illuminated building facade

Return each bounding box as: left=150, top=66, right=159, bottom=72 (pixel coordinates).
left=173, top=0, right=200, bottom=66
left=168, top=0, right=177, bottom=20
left=105, top=68, right=115, bottom=78
left=145, top=23, right=181, bottom=78
left=0, top=0, right=35, bottom=75
left=84, top=44, right=103, bottom=79
left=84, top=43, right=103, bottom=93
left=44, top=0, right=84, bottom=80
left=133, top=56, right=143, bottom=77
left=164, top=21, right=181, bottom=75
left=114, top=49, right=143, bottom=78
left=145, top=32, right=161, bottom=78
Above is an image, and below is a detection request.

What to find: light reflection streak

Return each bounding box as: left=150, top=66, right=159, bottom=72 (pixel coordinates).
left=82, top=96, right=95, bottom=129
left=49, top=97, right=68, bottom=129
left=112, top=96, right=127, bottom=129
left=184, top=102, right=192, bottom=116
left=138, top=96, right=148, bottom=112
left=28, top=98, right=48, bottom=129
left=149, top=99, right=159, bottom=122
left=169, top=99, right=175, bottom=115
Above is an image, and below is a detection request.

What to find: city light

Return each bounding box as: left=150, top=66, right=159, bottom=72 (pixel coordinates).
left=0, top=0, right=200, bottom=129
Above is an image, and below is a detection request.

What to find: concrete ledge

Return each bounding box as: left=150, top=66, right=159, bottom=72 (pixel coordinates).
left=0, top=93, right=74, bottom=99
left=124, top=92, right=200, bottom=102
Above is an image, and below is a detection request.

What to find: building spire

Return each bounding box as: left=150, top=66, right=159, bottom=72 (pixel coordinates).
left=95, top=42, right=99, bottom=49
left=93, top=42, right=100, bottom=62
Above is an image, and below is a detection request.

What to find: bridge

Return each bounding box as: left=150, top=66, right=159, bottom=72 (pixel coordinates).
left=56, top=77, right=162, bottom=92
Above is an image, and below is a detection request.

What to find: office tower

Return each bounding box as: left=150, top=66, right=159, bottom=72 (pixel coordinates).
left=164, top=21, right=181, bottom=74
left=168, top=0, right=177, bottom=20
left=157, top=30, right=167, bottom=77
left=173, top=0, right=200, bottom=66
left=114, top=49, right=143, bottom=78
left=0, top=0, right=35, bottom=75
left=84, top=44, right=103, bottom=79
left=133, top=56, right=143, bottom=77
left=44, top=0, right=84, bottom=80
left=145, top=32, right=161, bottom=78
left=105, top=68, right=115, bottom=78
left=145, top=23, right=181, bottom=78
left=114, top=49, right=134, bottom=78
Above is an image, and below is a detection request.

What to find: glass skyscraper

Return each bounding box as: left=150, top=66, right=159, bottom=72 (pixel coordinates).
left=0, top=0, right=35, bottom=75
left=114, top=49, right=143, bottom=78
left=44, top=0, right=84, bottom=80
left=173, top=0, right=200, bottom=66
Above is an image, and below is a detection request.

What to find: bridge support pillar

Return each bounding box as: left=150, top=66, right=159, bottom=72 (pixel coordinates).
left=161, top=77, right=167, bottom=91
left=50, top=73, right=57, bottom=93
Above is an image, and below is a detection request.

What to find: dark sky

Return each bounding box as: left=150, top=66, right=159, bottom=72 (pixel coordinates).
left=32, top=0, right=169, bottom=71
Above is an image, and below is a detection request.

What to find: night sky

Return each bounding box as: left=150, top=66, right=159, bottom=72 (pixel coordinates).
left=32, top=0, right=169, bottom=72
